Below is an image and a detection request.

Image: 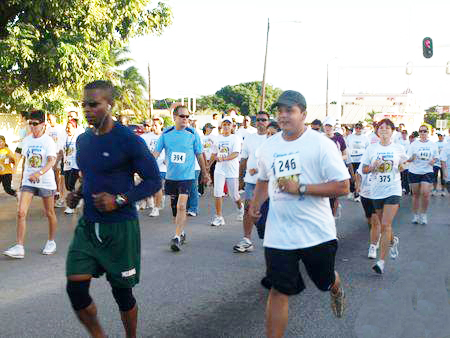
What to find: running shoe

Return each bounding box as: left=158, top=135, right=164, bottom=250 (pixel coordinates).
left=431, top=189, right=437, bottom=196
left=233, top=238, right=254, bottom=253
left=64, top=207, right=74, bottom=214
left=354, top=196, right=361, bottom=203
left=346, top=193, right=353, bottom=200
left=389, top=236, right=399, bottom=259
left=368, top=244, right=377, bottom=259
left=42, top=240, right=56, bottom=255
left=330, top=286, right=346, bottom=318
left=187, top=211, right=197, bottom=217
left=180, top=232, right=186, bottom=245
left=420, top=214, right=427, bottom=225
left=236, top=205, right=245, bottom=221
left=412, top=214, right=420, bottom=224
left=170, top=237, right=181, bottom=252
left=55, top=199, right=65, bottom=208
left=211, top=215, right=225, bottom=227
left=372, top=260, right=384, bottom=274
left=441, top=190, right=447, bottom=197
left=3, top=244, right=25, bottom=259
left=148, top=207, right=160, bottom=217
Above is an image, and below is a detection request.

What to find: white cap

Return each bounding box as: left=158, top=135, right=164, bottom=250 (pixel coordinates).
left=323, top=117, right=336, bottom=126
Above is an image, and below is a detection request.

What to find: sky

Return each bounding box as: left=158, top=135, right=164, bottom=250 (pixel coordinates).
left=128, top=0, right=450, bottom=109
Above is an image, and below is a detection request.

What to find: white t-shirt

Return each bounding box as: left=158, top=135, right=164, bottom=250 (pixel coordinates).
left=235, top=126, right=257, bottom=141
left=361, top=142, right=407, bottom=199
left=213, top=134, right=241, bottom=178
left=46, top=124, right=65, bottom=152
left=356, top=163, right=372, bottom=199
left=241, top=133, right=268, bottom=184
left=435, top=141, right=446, bottom=168
left=257, top=129, right=350, bottom=250
left=21, top=134, right=57, bottom=190
left=202, top=134, right=216, bottom=161
left=141, top=132, right=167, bottom=173
left=407, top=140, right=439, bottom=175
left=60, top=132, right=80, bottom=171
left=346, top=133, right=369, bottom=163
left=440, top=142, right=450, bottom=182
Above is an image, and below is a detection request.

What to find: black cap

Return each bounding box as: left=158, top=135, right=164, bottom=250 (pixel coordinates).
left=273, top=90, right=307, bottom=109
left=311, top=119, right=322, bottom=126
left=29, top=110, right=46, bottom=123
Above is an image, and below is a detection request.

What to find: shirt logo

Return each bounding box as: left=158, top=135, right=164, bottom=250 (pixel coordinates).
left=121, top=268, right=136, bottom=278
left=102, top=152, right=110, bottom=157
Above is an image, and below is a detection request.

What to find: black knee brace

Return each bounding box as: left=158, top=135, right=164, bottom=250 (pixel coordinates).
left=170, top=194, right=179, bottom=217
left=66, top=280, right=92, bottom=311
left=112, top=287, right=136, bottom=312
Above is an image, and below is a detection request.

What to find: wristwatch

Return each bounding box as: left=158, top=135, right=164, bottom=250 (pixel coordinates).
left=298, top=184, right=307, bottom=196
left=115, top=194, right=128, bottom=207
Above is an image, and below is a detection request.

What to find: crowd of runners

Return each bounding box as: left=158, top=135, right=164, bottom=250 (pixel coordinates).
left=1, top=81, right=449, bottom=338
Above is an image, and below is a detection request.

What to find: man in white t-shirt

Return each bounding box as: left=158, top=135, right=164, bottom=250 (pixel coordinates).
left=210, top=117, right=244, bottom=226
left=233, top=111, right=270, bottom=253
left=249, top=91, right=350, bottom=335
left=4, top=110, right=58, bottom=259
left=46, top=112, right=65, bottom=207
left=235, top=116, right=257, bottom=141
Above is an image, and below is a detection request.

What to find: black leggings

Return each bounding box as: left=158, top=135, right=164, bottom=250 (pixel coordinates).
left=0, top=174, right=16, bottom=196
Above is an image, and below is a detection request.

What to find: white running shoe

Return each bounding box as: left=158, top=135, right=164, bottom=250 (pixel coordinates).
left=368, top=244, right=377, bottom=259
left=237, top=205, right=245, bottom=221
left=64, top=207, right=75, bottom=214
left=412, top=214, right=419, bottom=224
left=372, top=260, right=384, bottom=274
left=3, top=244, right=25, bottom=259
left=441, top=190, right=447, bottom=197
left=187, top=211, right=197, bottom=217
left=55, top=199, right=65, bottom=208
left=148, top=207, right=160, bottom=217
left=354, top=196, right=361, bottom=203
left=211, top=215, right=225, bottom=226
left=389, top=236, right=399, bottom=259
left=420, top=214, right=427, bottom=225
left=431, top=189, right=437, bottom=196
left=346, top=193, right=353, bottom=200
left=42, top=240, right=56, bottom=255
left=233, top=238, right=254, bottom=253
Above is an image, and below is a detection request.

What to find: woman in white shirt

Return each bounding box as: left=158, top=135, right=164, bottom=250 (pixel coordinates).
left=362, top=119, right=407, bottom=274
left=406, top=125, right=439, bottom=225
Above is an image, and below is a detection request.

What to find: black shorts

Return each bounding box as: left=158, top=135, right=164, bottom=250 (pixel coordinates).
left=360, top=196, right=375, bottom=218
left=264, top=240, right=337, bottom=295
left=164, top=179, right=193, bottom=196
left=408, top=172, right=434, bottom=184
left=63, top=169, right=80, bottom=192
left=372, top=195, right=401, bottom=210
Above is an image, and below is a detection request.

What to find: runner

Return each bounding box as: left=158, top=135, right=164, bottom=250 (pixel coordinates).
left=310, top=119, right=322, bottom=132
left=249, top=91, right=350, bottom=337
left=3, top=110, right=58, bottom=259
left=235, top=115, right=257, bottom=140
left=46, top=112, right=65, bottom=207
left=406, top=124, right=439, bottom=224
left=11, top=111, right=30, bottom=171
left=65, top=80, right=161, bottom=337
left=346, top=122, right=369, bottom=201
left=432, top=133, right=446, bottom=196
left=441, top=139, right=450, bottom=193
left=60, top=119, right=81, bottom=214
left=361, top=119, right=407, bottom=274
left=210, top=117, right=244, bottom=226
left=154, top=105, right=209, bottom=252
left=233, top=111, right=270, bottom=253
left=0, top=135, right=17, bottom=197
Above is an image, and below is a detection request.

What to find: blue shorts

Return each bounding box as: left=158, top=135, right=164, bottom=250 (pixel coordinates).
left=244, top=183, right=256, bottom=200
left=21, top=185, right=55, bottom=198
left=408, top=172, right=434, bottom=184
left=372, top=195, right=401, bottom=210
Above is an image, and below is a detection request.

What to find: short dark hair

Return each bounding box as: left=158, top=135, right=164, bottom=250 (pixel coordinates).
left=256, top=111, right=270, bottom=119
left=173, top=105, right=190, bottom=116
left=20, top=111, right=28, bottom=119
left=377, top=118, right=395, bottom=131
left=84, top=80, right=114, bottom=101
left=311, top=119, right=322, bottom=126
left=29, top=110, right=46, bottom=123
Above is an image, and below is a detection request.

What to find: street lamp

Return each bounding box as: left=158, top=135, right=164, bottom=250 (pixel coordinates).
left=259, top=18, right=301, bottom=111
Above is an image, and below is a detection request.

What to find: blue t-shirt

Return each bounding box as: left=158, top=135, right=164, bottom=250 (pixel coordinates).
left=76, top=122, right=161, bottom=223
left=156, top=126, right=202, bottom=181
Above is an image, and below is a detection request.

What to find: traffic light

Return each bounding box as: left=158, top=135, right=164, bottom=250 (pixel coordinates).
left=423, top=37, right=433, bottom=58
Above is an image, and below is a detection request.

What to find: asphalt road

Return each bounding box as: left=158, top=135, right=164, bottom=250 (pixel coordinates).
left=1, top=189, right=450, bottom=338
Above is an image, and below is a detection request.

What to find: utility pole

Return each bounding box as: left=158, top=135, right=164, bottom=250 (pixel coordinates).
left=260, top=18, right=270, bottom=111
left=148, top=62, right=152, bottom=119
left=326, top=63, right=329, bottom=117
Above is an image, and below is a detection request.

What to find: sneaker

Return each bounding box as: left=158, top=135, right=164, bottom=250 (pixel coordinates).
left=372, top=260, right=384, bottom=274
left=236, top=205, right=244, bottom=221
left=354, top=196, right=361, bottom=203
left=233, top=238, right=254, bottom=253
left=368, top=244, right=377, bottom=259
left=441, top=190, right=447, bottom=197
left=170, top=237, right=181, bottom=252
left=330, top=287, right=346, bottom=318
left=64, top=207, right=74, bottom=214
left=3, top=244, right=25, bottom=259
left=180, top=232, right=186, bottom=245
left=420, top=214, right=427, bottom=225
left=148, top=207, right=160, bottom=217
left=42, top=240, right=56, bottom=255
left=211, top=215, right=225, bottom=227
left=346, top=193, right=353, bottom=200
left=187, top=211, right=197, bottom=217
left=412, top=214, right=419, bottom=224
left=431, top=189, right=437, bottom=196
left=55, top=199, right=65, bottom=208
left=389, top=236, right=399, bottom=259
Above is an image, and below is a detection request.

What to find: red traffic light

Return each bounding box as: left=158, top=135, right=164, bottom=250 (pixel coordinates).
left=423, top=37, right=433, bottom=58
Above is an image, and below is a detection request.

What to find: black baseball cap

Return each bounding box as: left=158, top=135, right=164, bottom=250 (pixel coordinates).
left=273, top=90, right=307, bottom=109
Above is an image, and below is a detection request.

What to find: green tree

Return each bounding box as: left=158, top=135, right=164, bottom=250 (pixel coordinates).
left=0, top=0, right=172, bottom=113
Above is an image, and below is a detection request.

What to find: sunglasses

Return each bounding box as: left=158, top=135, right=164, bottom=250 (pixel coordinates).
left=28, top=121, right=42, bottom=126
left=419, top=130, right=428, bottom=133
left=256, top=118, right=268, bottom=122
left=177, top=115, right=190, bottom=119
left=82, top=101, right=100, bottom=108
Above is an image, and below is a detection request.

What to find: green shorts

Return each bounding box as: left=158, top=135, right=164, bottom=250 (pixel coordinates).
left=66, top=217, right=141, bottom=288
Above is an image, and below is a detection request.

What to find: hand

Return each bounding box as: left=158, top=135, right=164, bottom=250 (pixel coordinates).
left=28, top=172, right=40, bottom=183
left=248, top=200, right=261, bottom=221
left=248, top=168, right=258, bottom=176
left=239, top=179, right=245, bottom=191
left=277, top=177, right=300, bottom=194
left=371, top=160, right=382, bottom=171
left=92, top=192, right=117, bottom=212
left=200, top=171, right=211, bottom=185
left=66, top=191, right=82, bottom=209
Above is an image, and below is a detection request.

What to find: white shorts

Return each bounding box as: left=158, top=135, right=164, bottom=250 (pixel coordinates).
left=213, top=172, right=240, bottom=201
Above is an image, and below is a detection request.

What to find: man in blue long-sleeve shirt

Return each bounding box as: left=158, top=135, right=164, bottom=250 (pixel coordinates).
left=65, top=80, right=161, bottom=338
